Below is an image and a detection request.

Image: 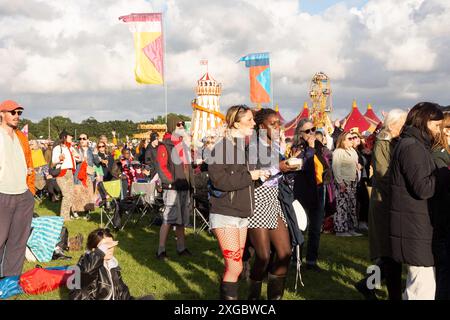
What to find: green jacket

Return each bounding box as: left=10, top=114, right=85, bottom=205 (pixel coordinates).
left=368, top=137, right=395, bottom=260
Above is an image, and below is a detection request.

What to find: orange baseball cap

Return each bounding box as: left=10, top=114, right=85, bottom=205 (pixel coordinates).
left=0, top=100, right=24, bottom=112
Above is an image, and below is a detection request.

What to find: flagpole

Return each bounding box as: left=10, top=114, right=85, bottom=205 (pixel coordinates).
left=270, top=52, right=274, bottom=108
left=162, top=11, right=168, bottom=125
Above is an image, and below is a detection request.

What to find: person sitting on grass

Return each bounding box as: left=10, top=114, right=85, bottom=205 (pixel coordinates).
left=69, top=228, right=154, bottom=300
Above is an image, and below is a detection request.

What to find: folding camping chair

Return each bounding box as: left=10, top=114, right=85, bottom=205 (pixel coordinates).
left=99, top=180, right=122, bottom=228
left=191, top=172, right=210, bottom=234
left=192, top=192, right=210, bottom=234
left=33, top=167, right=48, bottom=204
left=126, top=182, right=154, bottom=226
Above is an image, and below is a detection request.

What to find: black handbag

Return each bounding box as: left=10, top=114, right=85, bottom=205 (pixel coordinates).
left=48, top=166, right=61, bottom=178
left=49, top=146, right=62, bottom=177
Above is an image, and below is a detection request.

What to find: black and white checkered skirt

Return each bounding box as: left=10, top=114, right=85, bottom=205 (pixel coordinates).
left=248, top=185, right=287, bottom=229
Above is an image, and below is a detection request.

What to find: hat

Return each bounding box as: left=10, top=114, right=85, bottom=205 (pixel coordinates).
left=59, top=129, right=73, bottom=140
left=349, top=127, right=360, bottom=134
left=0, top=100, right=23, bottom=112
left=150, top=132, right=158, bottom=142
left=166, top=114, right=183, bottom=133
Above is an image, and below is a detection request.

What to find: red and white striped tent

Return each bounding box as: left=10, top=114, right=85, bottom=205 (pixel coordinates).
left=343, top=100, right=373, bottom=133
left=284, top=102, right=310, bottom=138
left=364, top=103, right=382, bottom=127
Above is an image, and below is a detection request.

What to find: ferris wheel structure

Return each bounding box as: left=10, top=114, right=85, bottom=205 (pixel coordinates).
left=309, top=72, right=333, bottom=128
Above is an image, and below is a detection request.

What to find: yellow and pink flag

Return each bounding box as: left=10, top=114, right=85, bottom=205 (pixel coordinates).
left=119, top=13, right=164, bottom=85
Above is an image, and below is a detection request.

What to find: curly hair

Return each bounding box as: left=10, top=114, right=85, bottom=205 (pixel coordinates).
left=254, top=108, right=277, bottom=130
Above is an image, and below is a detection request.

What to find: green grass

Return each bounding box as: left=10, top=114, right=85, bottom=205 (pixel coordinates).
left=11, top=199, right=386, bottom=300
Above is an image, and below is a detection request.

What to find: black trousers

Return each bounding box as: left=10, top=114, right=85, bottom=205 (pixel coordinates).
left=46, top=178, right=61, bottom=199
left=356, top=178, right=370, bottom=223
left=434, top=233, right=450, bottom=300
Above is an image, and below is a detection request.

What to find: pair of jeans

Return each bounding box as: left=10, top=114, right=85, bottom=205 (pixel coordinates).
left=305, top=185, right=325, bottom=265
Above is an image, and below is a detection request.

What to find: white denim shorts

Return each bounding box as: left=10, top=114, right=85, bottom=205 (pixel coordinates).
left=209, top=213, right=249, bottom=229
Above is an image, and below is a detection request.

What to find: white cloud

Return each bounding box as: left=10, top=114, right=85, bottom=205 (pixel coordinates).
left=0, top=0, right=449, bottom=122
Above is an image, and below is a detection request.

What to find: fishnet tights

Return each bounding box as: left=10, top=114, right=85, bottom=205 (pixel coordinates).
left=213, top=227, right=247, bottom=282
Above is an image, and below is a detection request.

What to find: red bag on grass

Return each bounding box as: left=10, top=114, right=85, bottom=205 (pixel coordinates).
left=19, top=267, right=72, bottom=295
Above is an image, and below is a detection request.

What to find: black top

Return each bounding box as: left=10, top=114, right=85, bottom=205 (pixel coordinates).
left=389, top=126, right=450, bottom=266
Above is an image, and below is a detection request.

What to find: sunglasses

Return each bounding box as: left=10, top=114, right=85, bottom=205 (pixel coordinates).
left=347, top=137, right=357, bottom=141
left=79, top=137, right=88, bottom=140
left=98, top=145, right=105, bottom=148
left=300, top=127, right=316, bottom=134
left=8, top=110, right=23, bottom=116
left=176, top=121, right=185, bottom=127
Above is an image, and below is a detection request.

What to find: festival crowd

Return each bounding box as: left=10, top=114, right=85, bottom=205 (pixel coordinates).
left=0, top=99, right=450, bottom=301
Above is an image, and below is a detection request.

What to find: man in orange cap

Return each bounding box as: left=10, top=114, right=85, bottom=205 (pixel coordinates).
left=0, top=100, right=35, bottom=277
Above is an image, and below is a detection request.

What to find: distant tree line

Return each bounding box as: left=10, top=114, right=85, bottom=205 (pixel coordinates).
left=19, top=113, right=191, bottom=142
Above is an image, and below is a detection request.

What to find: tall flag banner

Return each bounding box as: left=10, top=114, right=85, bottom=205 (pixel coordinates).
left=239, top=52, right=271, bottom=104
left=119, top=13, right=164, bottom=85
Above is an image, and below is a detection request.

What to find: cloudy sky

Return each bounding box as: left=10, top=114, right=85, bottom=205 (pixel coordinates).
left=1, top=0, right=449, bottom=123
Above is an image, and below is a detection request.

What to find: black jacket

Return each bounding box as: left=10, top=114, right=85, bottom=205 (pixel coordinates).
left=69, top=249, right=132, bottom=300
left=389, top=126, right=450, bottom=266
left=144, top=144, right=158, bottom=179
left=207, top=137, right=256, bottom=218
left=431, top=147, right=450, bottom=243
left=291, top=140, right=319, bottom=211
left=98, top=152, right=114, bottom=181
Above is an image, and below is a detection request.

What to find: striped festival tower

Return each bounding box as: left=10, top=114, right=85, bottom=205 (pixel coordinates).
left=191, top=72, right=224, bottom=146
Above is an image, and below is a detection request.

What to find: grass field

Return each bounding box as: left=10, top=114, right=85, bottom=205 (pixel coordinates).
left=12, top=199, right=386, bottom=300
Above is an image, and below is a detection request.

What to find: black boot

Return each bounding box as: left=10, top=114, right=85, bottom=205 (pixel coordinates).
left=354, top=278, right=378, bottom=300
left=247, top=279, right=262, bottom=300
left=220, top=281, right=239, bottom=300
left=267, top=273, right=286, bottom=300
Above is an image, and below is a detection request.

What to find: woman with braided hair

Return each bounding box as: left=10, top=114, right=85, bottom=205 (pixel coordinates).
left=246, top=108, right=298, bottom=300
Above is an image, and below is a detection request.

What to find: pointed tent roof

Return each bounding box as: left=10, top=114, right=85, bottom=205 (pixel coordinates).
left=198, top=72, right=216, bottom=82
left=275, top=104, right=286, bottom=124
left=343, top=100, right=371, bottom=133
left=364, top=104, right=381, bottom=124
left=284, top=102, right=310, bottom=138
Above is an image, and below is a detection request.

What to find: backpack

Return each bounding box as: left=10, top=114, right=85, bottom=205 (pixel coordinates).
left=55, top=226, right=69, bottom=252
left=68, top=233, right=84, bottom=252
left=0, top=276, right=23, bottom=299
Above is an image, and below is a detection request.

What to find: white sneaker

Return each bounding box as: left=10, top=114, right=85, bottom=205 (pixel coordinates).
left=71, top=212, right=80, bottom=219
left=349, top=230, right=363, bottom=237
left=336, top=232, right=352, bottom=237
left=358, top=222, right=369, bottom=231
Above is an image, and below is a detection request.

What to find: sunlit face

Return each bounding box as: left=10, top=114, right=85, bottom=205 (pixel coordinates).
left=102, top=237, right=115, bottom=260
left=389, top=119, right=406, bottom=138
left=299, top=122, right=316, bottom=142
left=428, top=120, right=443, bottom=138
left=1, top=108, right=23, bottom=129
left=444, top=126, right=450, bottom=145
left=79, top=134, right=88, bottom=147
left=122, top=150, right=131, bottom=159
left=236, top=110, right=256, bottom=137
left=315, top=132, right=325, bottom=145
left=351, top=134, right=361, bottom=148
left=66, top=135, right=73, bottom=144
left=344, top=134, right=354, bottom=149
left=261, top=114, right=281, bottom=141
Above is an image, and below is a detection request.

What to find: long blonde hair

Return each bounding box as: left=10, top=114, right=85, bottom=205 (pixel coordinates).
left=434, top=112, right=450, bottom=153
